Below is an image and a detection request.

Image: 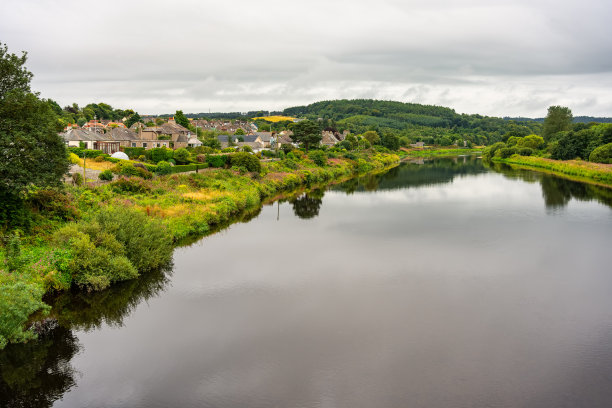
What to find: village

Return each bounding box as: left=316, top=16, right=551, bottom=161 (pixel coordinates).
left=61, top=116, right=350, bottom=155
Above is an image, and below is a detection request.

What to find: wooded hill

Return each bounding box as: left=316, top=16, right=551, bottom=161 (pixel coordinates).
left=283, top=99, right=542, bottom=146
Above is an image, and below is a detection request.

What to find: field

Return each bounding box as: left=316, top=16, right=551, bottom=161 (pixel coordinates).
left=252, top=116, right=297, bottom=123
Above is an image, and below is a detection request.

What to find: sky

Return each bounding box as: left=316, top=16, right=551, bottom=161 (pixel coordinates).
left=1, top=0, right=611, bottom=117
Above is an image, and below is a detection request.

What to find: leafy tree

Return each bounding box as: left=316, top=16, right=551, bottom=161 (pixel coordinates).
left=174, top=110, right=190, bottom=128
left=124, top=112, right=141, bottom=128
left=0, top=44, right=70, bottom=226
left=363, top=130, right=380, bottom=145
left=543, top=106, right=573, bottom=141
left=516, top=134, right=545, bottom=150
left=291, top=120, right=321, bottom=150
left=0, top=42, right=32, bottom=98
left=589, top=143, right=612, bottom=164
left=234, top=128, right=245, bottom=135
left=381, top=133, right=400, bottom=150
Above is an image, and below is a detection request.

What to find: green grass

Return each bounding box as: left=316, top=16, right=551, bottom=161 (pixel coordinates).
left=493, top=155, right=612, bottom=186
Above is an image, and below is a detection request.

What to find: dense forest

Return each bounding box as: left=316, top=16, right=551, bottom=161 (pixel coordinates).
left=283, top=99, right=542, bottom=146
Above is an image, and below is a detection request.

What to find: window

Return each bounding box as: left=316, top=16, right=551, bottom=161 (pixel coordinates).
left=132, top=143, right=136, bottom=147
left=143, top=143, right=147, bottom=148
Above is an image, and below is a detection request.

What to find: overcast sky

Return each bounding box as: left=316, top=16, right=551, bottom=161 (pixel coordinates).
left=1, top=0, right=611, bottom=117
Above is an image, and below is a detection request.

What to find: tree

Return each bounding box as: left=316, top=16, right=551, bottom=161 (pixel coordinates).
left=174, top=110, right=190, bottom=128
left=542, top=106, right=573, bottom=141
left=290, top=120, right=321, bottom=150
left=381, top=133, right=400, bottom=150
left=0, top=43, right=70, bottom=226
left=234, top=128, right=245, bottom=136
left=363, top=130, right=380, bottom=145
left=0, top=43, right=32, bottom=98
left=124, top=112, right=141, bottom=129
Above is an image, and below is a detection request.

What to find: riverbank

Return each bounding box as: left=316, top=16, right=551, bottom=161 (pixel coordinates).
left=399, top=147, right=482, bottom=158
left=0, top=151, right=400, bottom=348
left=491, top=155, right=612, bottom=187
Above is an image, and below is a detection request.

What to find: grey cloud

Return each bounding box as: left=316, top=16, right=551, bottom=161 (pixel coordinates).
left=2, top=0, right=611, bottom=117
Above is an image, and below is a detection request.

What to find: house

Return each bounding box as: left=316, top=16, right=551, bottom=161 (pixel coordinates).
left=138, top=119, right=191, bottom=149
left=61, top=128, right=121, bottom=154
left=410, top=142, right=425, bottom=148
left=187, top=135, right=202, bottom=148
left=106, top=127, right=140, bottom=148
left=321, top=131, right=340, bottom=147
left=254, top=132, right=274, bottom=147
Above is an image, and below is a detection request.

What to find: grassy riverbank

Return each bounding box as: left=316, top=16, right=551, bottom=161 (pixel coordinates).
left=0, top=151, right=399, bottom=348
left=492, top=155, right=612, bottom=187
left=399, top=147, right=482, bottom=158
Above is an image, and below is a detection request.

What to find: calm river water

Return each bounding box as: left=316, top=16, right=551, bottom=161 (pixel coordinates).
left=2, top=156, right=612, bottom=408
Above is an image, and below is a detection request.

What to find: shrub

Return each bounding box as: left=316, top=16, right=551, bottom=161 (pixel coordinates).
left=93, top=155, right=105, bottom=162
left=241, top=145, right=253, bottom=153
left=68, top=152, right=80, bottom=164
left=99, top=169, right=114, bottom=181
left=222, top=147, right=236, bottom=153
left=71, top=172, right=83, bottom=186
left=516, top=135, right=545, bottom=150
left=0, top=278, right=49, bottom=349
left=95, top=206, right=173, bottom=272
left=281, top=144, right=294, bottom=154
left=589, top=143, right=612, bottom=164
left=497, top=147, right=518, bottom=159
left=282, top=158, right=298, bottom=170
left=309, top=150, right=327, bottom=166
left=27, top=189, right=79, bottom=221
left=517, top=147, right=534, bottom=156
left=229, top=152, right=261, bottom=173
left=206, top=154, right=228, bottom=168
left=482, top=142, right=506, bottom=161
left=110, top=177, right=151, bottom=193
left=196, top=154, right=206, bottom=163
left=156, top=160, right=172, bottom=175
left=124, top=147, right=146, bottom=159
left=173, top=148, right=190, bottom=164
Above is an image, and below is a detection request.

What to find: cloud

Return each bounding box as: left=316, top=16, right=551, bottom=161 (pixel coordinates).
left=1, top=0, right=611, bottom=116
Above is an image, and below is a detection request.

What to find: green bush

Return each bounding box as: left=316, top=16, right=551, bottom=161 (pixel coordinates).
left=482, top=142, right=506, bottom=161
left=99, top=169, right=114, bottom=181
left=517, top=147, right=534, bottom=156
left=110, top=177, right=152, bottom=193
left=27, top=188, right=79, bottom=221
left=497, top=147, right=518, bottom=159
left=173, top=148, right=190, bottom=164
left=0, top=278, right=49, bottom=349
left=156, top=160, right=172, bottom=175
left=95, top=206, right=172, bottom=272
left=229, top=152, right=261, bottom=173
left=206, top=154, right=228, bottom=168
left=71, top=172, right=83, bottom=186
left=589, top=143, right=612, bottom=164
left=308, top=150, right=327, bottom=166
left=241, top=145, right=253, bottom=153
left=124, top=147, right=146, bottom=159
left=282, top=158, right=298, bottom=170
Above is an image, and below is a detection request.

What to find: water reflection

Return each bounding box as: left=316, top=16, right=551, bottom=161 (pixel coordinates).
left=290, top=189, right=324, bottom=219
left=0, top=266, right=172, bottom=407
left=488, top=162, right=612, bottom=210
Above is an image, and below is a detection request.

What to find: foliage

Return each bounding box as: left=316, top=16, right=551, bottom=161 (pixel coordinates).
left=308, top=150, right=327, bottom=166
left=148, top=147, right=173, bottom=163
left=363, top=130, right=380, bottom=145
left=123, top=147, right=146, bottom=159
left=589, top=143, right=612, bottom=164
left=497, top=147, right=518, bottom=159
left=241, top=145, right=253, bottom=153
left=174, top=110, right=191, bottom=128
left=290, top=120, right=322, bottom=150
left=234, top=128, right=245, bottom=135
left=543, top=106, right=573, bottom=141
left=110, top=177, right=152, bottom=193
left=482, top=142, right=507, bottom=161
left=0, top=42, right=32, bottom=98
left=156, top=160, right=172, bottom=175
left=0, top=277, right=49, bottom=349
left=173, top=148, right=190, bottom=164
left=516, top=134, right=545, bottom=150
left=229, top=152, right=261, bottom=173
left=206, top=154, right=228, bottom=168
left=124, top=112, right=141, bottom=128
left=98, top=169, right=113, bottom=181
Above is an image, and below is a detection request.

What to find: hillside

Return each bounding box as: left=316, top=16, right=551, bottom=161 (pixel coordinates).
left=283, top=99, right=541, bottom=145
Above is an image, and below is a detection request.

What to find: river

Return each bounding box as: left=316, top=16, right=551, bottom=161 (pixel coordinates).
left=2, top=156, right=612, bottom=408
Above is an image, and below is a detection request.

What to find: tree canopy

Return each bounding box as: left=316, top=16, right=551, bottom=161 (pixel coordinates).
left=0, top=42, right=69, bottom=226
left=290, top=120, right=321, bottom=150
left=543, top=106, right=573, bottom=141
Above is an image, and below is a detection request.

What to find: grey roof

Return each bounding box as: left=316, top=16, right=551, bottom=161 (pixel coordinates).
left=107, top=127, right=139, bottom=141
left=62, top=128, right=105, bottom=142
left=243, top=135, right=260, bottom=143
left=254, top=132, right=272, bottom=142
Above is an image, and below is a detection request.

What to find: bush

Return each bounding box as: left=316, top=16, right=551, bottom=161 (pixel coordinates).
left=589, top=143, right=612, bottom=164
left=110, top=177, right=151, bottom=193
left=71, top=172, right=83, bottom=186
left=173, top=148, right=190, bottom=164
left=482, top=142, right=506, bottom=161
left=156, top=160, right=172, bottom=175
left=309, top=150, right=327, bottom=166
left=241, top=145, right=253, bottom=153
left=27, top=189, right=79, bottom=221
left=282, top=158, right=298, bottom=170
left=99, top=169, right=114, bottom=181
left=229, top=152, right=261, bottom=173
left=0, top=278, right=49, bottom=349
left=124, top=147, right=146, bottom=159
left=517, top=147, right=534, bottom=156
left=497, top=147, right=518, bottom=159
left=206, top=154, right=228, bottom=168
